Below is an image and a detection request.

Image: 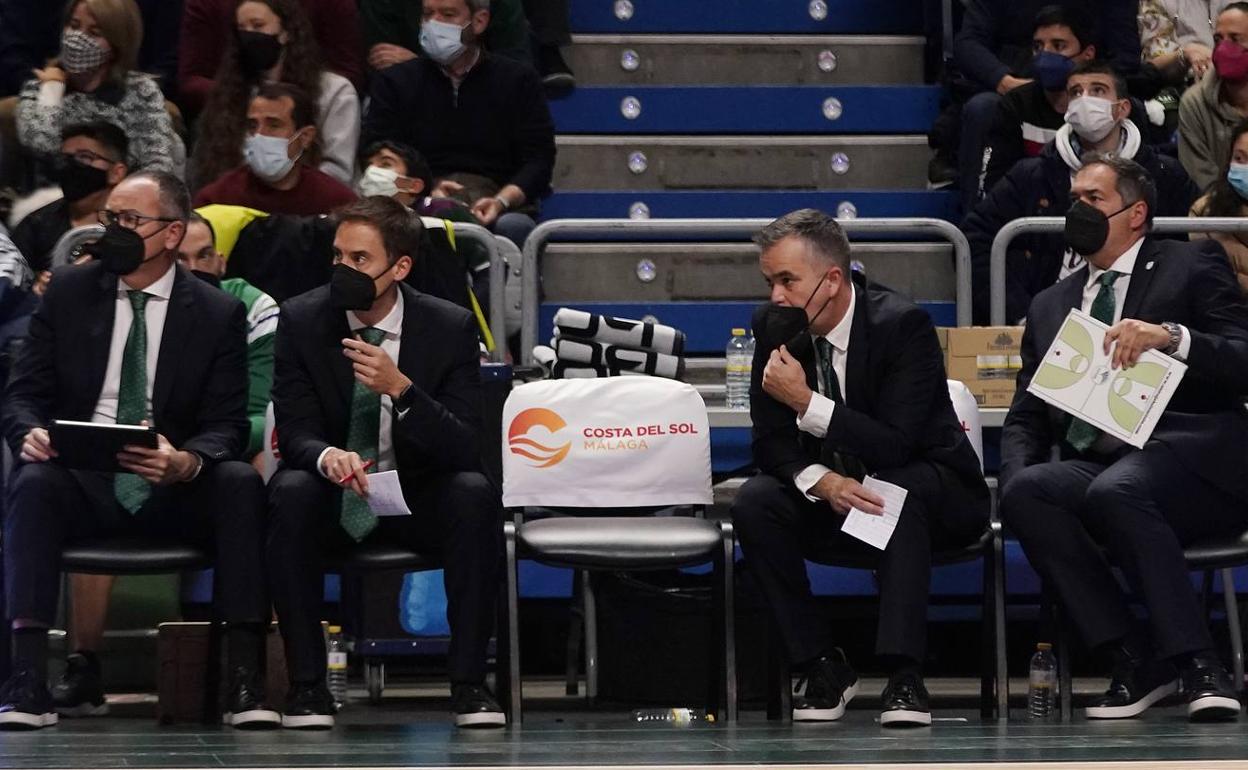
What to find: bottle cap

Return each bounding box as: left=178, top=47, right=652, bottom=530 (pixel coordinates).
left=1036, top=642, right=1052, bottom=651
left=328, top=625, right=343, bottom=633
left=731, top=328, right=746, bottom=336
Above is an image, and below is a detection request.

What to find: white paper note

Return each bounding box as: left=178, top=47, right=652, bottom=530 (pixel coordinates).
left=364, top=470, right=412, bottom=517
left=840, top=476, right=907, bottom=550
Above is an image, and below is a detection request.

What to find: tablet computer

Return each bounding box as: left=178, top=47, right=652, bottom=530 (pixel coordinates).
left=50, top=420, right=158, bottom=473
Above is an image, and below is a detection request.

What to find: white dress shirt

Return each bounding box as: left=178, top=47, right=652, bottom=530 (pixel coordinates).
left=792, top=284, right=855, bottom=501
left=317, top=290, right=406, bottom=477
left=93, top=263, right=177, bottom=424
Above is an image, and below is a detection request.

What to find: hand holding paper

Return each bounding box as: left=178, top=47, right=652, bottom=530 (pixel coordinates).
left=841, top=477, right=907, bottom=550
left=362, top=470, right=412, bottom=517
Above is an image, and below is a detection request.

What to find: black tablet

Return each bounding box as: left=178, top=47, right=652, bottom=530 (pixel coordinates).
left=50, top=420, right=158, bottom=473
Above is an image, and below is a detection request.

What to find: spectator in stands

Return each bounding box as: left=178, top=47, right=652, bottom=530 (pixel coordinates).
left=1001, top=154, right=1248, bottom=723
left=362, top=0, right=531, bottom=72
left=522, top=0, right=574, bottom=95
left=14, top=0, right=186, bottom=178
left=50, top=211, right=279, bottom=719
left=358, top=140, right=476, bottom=223
left=11, top=122, right=129, bottom=287
left=266, top=196, right=503, bottom=730
left=1140, top=1, right=1232, bottom=83
left=177, top=0, right=362, bottom=114
left=361, top=0, right=556, bottom=249
left=964, top=61, right=1199, bottom=324
left=194, top=83, right=356, bottom=215
left=978, top=5, right=1099, bottom=198
left=1190, top=117, right=1248, bottom=291
left=190, top=0, right=360, bottom=188
left=0, top=171, right=274, bottom=730
left=1179, top=3, right=1248, bottom=191
left=732, top=209, right=990, bottom=728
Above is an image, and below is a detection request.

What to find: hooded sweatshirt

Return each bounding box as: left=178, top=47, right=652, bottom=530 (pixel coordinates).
left=1178, top=67, right=1247, bottom=191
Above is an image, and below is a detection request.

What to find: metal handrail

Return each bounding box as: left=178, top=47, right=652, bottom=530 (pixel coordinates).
left=989, top=216, right=1248, bottom=326
left=516, top=217, right=973, bottom=365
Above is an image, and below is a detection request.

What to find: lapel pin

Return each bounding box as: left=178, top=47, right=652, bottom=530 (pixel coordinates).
left=1145, top=261, right=1155, bottom=270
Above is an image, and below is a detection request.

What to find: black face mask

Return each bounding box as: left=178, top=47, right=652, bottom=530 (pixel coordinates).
left=760, top=276, right=834, bottom=358
left=54, top=156, right=110, bottom=202
left=237, top=30, right=283, bottom=76
left=191, top=269, right=222, bottom=289
left=329, top=262, right=392, bottom=311
left=1064, top=200, right=1132, bottom=257
left=86, top=223, right=166, bottom=275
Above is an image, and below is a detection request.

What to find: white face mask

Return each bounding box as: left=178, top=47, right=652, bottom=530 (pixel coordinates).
left=243, top=133, right=299, bottom=183
left=1065, top=96, right=1119, bottom=143
left=420, top=19, right=468, bottom=65
left=356, top=165, right=402, bottom=198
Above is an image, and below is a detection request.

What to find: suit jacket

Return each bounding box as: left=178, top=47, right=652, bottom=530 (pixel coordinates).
left=272, top=283, right=483, bottom=478
left=750, top=273, right=989, bottom=520
left=1002, top=238, right=1248, bottom=502
left=2, top=261, right=249, bottom=463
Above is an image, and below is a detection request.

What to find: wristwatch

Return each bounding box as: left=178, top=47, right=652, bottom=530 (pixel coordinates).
left=1161, top=321, right=1182, bottom=355
left=394, top=383, right=417, bottom=413
left=493, top=195, right=511, bottom=211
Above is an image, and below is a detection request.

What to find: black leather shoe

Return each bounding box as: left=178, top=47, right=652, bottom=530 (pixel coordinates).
left=1086, top=656, right=1179, bottom=719
left=281, top=682, right=335, bottom=730
left=52, top=653, right=108, bottom=717
left=222, top=666, right=280, bottom=729
left=1182, top=655, right=1241, bottom=722
left=538, top=45, right=575, bottom=97
left=880, top=670, right=931, bottom=727
left=0, top=667, right=58, bottom=730
left=792, top=649, right=858, bottom=722
left=451, top=683, right=505, bottom=728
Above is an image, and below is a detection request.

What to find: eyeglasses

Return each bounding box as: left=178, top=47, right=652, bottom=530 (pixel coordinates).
left=97, top=209, right=176, bottom=230
left=64, top=149, right=117, bottom=167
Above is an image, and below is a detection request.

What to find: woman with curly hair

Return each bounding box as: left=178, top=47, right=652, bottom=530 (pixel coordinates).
left=15, top=0, right=185, bottom=177
left=190, top=0, right=359, bottom=189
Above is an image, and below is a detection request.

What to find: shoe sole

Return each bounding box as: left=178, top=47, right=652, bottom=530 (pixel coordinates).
left=222, top=709, right=282, bottom=729
left=0, top=712, right=58, bottom=730
left=880, top=708, right=932, bottom=727
left=1188, top=694, right=1241, bottom=722
left=455, top=711, right=506, bottom=728
left=542, top=73, right=576, bottom=89
left=793, top=680, right=859, bottom=722
left=55, top=702, right=109, bottom=718
left=281, top=714, right=335, bottom=730
left=1085, top=679, right=1179, bottom=719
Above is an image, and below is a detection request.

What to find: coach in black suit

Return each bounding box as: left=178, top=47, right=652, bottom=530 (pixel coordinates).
left=1002, top=154, right=1248, bottom=722
left=266, top=196, right=503, bottom=730
left=732, top=209, right=989, bottom=727
left=0, top=173, right=272, bottom=730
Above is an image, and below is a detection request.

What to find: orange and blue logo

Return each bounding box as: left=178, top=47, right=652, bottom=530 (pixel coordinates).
left=508, top=408, right=571, bottom=468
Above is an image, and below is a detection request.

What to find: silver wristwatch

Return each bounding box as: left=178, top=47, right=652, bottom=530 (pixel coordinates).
left=1161, top=321, right=1181, bottom=355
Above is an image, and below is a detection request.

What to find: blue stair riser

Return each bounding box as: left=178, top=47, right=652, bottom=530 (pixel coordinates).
left=570, top=0, right=925, bottom=35
left=542, top=190, right=960, bottom=221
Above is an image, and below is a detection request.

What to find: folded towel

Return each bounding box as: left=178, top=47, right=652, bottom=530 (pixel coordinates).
left=553, top=337, right=684, bottom=380
left=553, top=308, right=685, bottom=356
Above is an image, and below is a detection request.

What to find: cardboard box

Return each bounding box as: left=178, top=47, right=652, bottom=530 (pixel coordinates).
left=940, top=326, right=1026, bottom=407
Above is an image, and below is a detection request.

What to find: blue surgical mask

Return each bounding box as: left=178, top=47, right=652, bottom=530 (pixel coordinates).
left=420, top=19, right=468, bottom=65
left=1229, top=162, right=1248, bottom=200
left=1033, top=50, right=1076, bottom=91
left=243, top=133, right=299, bottom=183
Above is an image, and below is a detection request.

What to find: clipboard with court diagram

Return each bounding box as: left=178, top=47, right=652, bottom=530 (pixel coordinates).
left=1027, top=309, right=1186, bottom=448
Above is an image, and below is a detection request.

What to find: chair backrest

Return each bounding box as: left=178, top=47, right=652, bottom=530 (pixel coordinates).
left=947, top=379, right=984, bottom=470
left=501, top=377, right=712, bottom=509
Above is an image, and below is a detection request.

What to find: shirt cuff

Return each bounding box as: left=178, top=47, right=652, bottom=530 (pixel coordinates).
left=315, top=446, right=334, bottom=479
left=793, top=463, right=833, bottom=503
left=185, top=452, right=204, bottom=481
left=37, top=80, right=65, bottom=107
left=795, top=392, right=835, bottom=438
left=1174, top=324, right=1191, bottom=361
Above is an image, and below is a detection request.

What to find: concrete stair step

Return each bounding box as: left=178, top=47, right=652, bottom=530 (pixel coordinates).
left=569, top=0, right=924, bottom=35
left=568, top=34, right=924, bottom=86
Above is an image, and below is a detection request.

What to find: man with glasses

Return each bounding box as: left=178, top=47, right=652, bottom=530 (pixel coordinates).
left=10, top=121, right=129, bottom=295
left=0, top=172, right=276, bottom=730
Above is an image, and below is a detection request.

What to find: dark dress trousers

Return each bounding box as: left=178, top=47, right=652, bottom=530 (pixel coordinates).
left=1001, top=238, right=1248, bottom=659
left=267, top=283, right=501, bottom=685
left=1, top=261, right=267, bottom=627
left=732, top=273, right=990, bottom=665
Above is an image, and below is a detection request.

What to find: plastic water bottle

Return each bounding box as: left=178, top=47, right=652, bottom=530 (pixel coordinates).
left=327, top=625, right=349, bottom=709
left=1028, top=642, right=1057, bottom=719
left=725, top=328, right=752, bottom=410
left=632, top=707, right=715, bottom=724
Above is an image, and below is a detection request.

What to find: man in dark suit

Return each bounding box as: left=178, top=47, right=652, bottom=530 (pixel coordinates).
left=0, top=172, right=274, bottom=730
left=732, top=209, right=990, bottom=726
left=1001, top=154, right=1248, bottom=721
left=267, top=196, right=503, bottom=730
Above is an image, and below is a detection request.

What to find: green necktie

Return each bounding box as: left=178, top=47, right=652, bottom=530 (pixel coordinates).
left=1065, top=270, right=1122, bottom=452
left=114, top=290, right=152, bottom=514
left=812, top=337, right=865, bottom=479
left=340, top=327, right=387, bottom=541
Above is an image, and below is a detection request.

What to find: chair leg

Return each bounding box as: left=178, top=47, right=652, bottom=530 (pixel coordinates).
left=992, top=521, right=1009, bottom=721
left=581, top=571, right=598, bottom=702
left=202, top=571, right=223, bottom=726
left=503, top=521, right=523, bottom=723
left=1222, top=568, right=1245, bottom=694
left=1054, top=604, right=1073, bottom=722
left=979, top=538, right=993, bottom=721
left=565, top=576, right=583, bottom=696
left=720, top=522, right=737, bottom=724
left=766, top=619, right=791, bottom=722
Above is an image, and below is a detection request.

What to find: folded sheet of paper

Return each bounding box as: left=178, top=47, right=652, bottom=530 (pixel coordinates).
left=1026, top=308, right=1186, bottom=448
left=840, top=476, right=907, bottom=550
left=365, top=470, right=412, bottom=517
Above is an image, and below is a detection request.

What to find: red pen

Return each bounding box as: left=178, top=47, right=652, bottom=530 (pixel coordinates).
left=339, top=459, right=375, bottom=485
